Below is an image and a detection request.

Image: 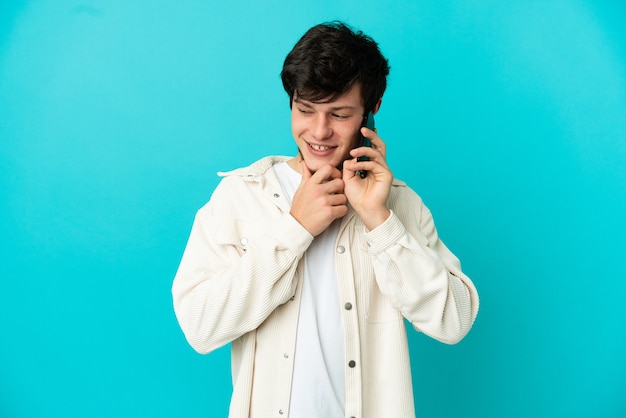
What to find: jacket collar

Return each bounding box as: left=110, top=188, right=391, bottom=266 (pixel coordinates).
left=219, top=155, right=406, bottom=186
left=217, top=156, right=291, bottom=179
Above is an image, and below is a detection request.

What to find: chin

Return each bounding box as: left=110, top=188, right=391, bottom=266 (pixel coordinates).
left=298, top=149, right=346, bottom=173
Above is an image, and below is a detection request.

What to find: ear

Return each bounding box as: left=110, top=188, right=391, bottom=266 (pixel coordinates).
left=372, top=98, right=382, bottom=115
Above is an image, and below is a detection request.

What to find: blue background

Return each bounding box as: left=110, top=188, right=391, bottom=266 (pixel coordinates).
left=1, top=1, right=625, bottom=417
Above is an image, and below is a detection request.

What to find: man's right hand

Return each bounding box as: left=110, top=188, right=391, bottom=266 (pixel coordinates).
left=290, top=161, right=348, bottom=237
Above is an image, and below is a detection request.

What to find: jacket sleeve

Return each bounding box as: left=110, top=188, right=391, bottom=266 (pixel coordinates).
left=172, top=179, right=314, bottom=354
left=365, top=190, right=479, bottom=344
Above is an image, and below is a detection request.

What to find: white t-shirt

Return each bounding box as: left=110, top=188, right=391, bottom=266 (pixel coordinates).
left=273, top=162, right=345, bottom=418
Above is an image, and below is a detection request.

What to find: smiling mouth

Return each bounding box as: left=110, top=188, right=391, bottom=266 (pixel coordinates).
left=308, top=142, right=336, bottom=152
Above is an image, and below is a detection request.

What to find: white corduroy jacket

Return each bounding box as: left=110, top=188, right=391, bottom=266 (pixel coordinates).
left=172, top=156, right=479, bottom=418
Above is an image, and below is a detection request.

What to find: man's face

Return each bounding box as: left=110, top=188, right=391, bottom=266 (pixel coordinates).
left=290, top=84, right=365, bottom=173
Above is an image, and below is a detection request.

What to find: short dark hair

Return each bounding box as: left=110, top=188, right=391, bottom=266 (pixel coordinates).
left=281, top=21, right=390, bottom=114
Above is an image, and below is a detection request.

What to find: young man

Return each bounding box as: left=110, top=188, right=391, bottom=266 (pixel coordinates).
left=172, top=21, right=479, bottom=418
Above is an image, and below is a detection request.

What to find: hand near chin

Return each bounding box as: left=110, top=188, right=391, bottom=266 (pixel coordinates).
left=342, top=128, right=392, bottom=230
left=290, top=161, right=349, bottom=237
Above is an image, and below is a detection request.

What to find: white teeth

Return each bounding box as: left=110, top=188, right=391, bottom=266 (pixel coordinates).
left=309, top=143, right=333, bottom=151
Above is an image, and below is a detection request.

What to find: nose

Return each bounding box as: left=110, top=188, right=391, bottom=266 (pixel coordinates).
left=312, top=114, right=332, bottom=140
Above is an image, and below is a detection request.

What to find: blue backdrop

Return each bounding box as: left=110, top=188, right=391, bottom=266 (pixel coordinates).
left=1, top=1, right=625, bottom=417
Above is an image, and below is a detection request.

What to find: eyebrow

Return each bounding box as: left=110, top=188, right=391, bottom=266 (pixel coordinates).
left=293, top=97, right=359, bottom=112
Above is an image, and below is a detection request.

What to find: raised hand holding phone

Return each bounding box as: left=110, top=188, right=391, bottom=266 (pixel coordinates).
left=343, top=113, right=392, bottom=230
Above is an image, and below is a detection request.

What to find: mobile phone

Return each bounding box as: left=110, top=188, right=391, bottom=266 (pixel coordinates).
left=356, top=112, right=375, bottom=178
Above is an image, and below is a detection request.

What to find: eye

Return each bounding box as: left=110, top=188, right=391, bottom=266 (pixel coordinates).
left=332, top=113, right=350, bottom=120
left=297, top=107, right=313, bottom=115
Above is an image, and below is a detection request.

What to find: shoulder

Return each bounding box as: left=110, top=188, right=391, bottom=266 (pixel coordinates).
left=386, top=177, right=432, bottom=229
left=207, top=155, right=289, bottom=199
left=199, top=156, right=288, bottom=213
left=389, top=177, right=424, bottom=207
left=217, top=156, right=291, bottom=178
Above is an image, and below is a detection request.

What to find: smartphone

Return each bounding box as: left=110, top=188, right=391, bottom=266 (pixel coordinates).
left=356, top=112, right=375, bottom=178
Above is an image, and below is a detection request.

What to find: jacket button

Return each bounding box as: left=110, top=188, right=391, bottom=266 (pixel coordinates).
left=348, top=360, right=356, bottom=368
left=336, top=245, right=345, bottom=254
left=273, top=193, right=280, bottom=198
left=240, top=237, right=249, bottom=246
left=344, top=302, right=352, bottom=310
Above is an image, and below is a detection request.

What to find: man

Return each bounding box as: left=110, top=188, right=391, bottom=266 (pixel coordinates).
left=172, top=21, right=479, bottom=418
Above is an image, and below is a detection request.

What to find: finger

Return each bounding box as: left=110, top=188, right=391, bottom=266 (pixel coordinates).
left=360, top=127, right=387, bottom=158
left=349, top=145, right=382, bottom=162
left=330, top=204, right=349, bottom=220
left=312, top=164, right=341, bottom=183
left=346, top=159, right=374, bottom=176
left=342, top=161, right=356, bottom=181
left=345, top=154, right=389, bottom=178
left=327, top=166, right=343, bottom=180
left=373, top=139, right=386, bottom=158
left=323, top=177, right=346, bottom=194
left=327, top=192, right=348, bottom=206
left=371, top=135, right=387, bottom=158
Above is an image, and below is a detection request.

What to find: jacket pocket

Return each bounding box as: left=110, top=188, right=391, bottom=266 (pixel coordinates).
left=365, top=283, right=403, bottom=323
left=350, top=224, right=403, bottom=324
